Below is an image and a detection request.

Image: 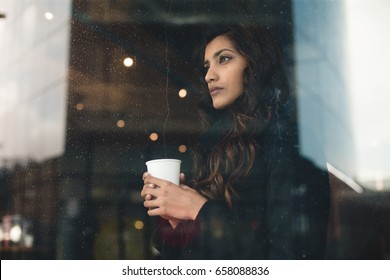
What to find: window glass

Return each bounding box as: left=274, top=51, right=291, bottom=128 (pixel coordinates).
left=0, top=0, right=389, bottom=260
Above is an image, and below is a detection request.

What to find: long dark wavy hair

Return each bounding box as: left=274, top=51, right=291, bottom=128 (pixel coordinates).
left=192, top=24, right=290, bottom=207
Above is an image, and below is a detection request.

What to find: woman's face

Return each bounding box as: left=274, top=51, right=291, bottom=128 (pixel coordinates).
left=204, top=35, right=248, bottom=109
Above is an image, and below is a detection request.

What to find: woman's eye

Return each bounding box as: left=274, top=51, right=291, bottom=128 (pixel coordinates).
left=219, top=56, right=231, bottom=64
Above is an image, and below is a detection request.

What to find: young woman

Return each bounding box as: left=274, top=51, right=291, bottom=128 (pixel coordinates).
left=141, top=24, right=330, bottom=259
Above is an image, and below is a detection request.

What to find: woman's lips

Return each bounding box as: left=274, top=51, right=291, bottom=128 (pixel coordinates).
left=209, top=87, right=223, bottom=96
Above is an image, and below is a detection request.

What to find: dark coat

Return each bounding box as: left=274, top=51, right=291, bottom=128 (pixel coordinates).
left=152, top=113, right=330, bottom=259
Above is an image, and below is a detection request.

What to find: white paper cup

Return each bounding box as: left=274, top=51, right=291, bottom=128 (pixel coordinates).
left=145, top=159, right=181, bottom=185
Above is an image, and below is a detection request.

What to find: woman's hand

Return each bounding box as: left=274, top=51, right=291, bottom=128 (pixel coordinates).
left=141, top=172, right=207, bottom=228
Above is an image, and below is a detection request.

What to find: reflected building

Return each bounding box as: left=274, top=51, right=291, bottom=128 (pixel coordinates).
left=0, top=0, right=389, bottom=260
left=0, top=0, right=71, bottom=259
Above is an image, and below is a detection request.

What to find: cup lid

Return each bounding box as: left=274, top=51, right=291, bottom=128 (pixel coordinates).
left=145, top=159, right=181, bottom=165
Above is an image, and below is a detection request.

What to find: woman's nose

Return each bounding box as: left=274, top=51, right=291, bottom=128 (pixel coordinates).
left=205, top=66, right=217, bottom=83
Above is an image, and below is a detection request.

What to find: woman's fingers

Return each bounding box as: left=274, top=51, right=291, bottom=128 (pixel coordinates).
left=143, top=173, right=176, bottom=187
left=142, top=172, right=149, bottom=180
left=144, top=198, right=159, bottom=209
left=147, top=207, right=163, bottom=217
left=141, top=172, right=206, bottom=221
left=140, top=183, right=157, bottom=197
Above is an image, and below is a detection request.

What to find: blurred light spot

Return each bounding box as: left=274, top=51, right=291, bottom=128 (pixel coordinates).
left=178, top=88, right=187, bottom=98
left=75, top=103, right=84, bottom=111
left=178, top=144, right=187, bottom=153
left=117, top=120, right=125, bottom=128
left=149, top=133, right=158, bottom=141
left=10, top=225, right=22, bottom=242
left=134, top=220, right=144, bottom=230
left=44, top=12, right=54, bottom=21
left=123, top=57, right=134, bottom=67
